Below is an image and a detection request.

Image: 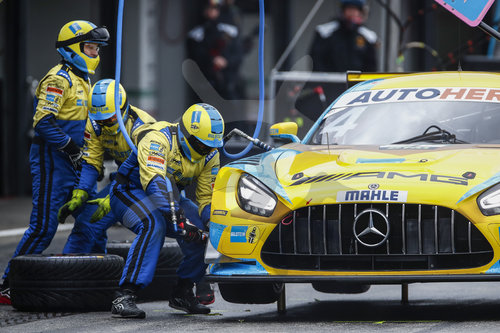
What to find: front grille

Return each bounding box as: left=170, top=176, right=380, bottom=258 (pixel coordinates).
left=261, top=204, right=493, bottom=271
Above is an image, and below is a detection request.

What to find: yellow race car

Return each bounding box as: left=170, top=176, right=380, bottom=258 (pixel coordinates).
left=206, top=71, right=500, bottom=305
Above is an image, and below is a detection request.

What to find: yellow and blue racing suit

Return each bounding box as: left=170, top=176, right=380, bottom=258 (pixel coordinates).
left=63, top=106, right=156, bottom=253
left=3, top=62, right=90, bottom=279
left=110, top=121, right=219, bottom=288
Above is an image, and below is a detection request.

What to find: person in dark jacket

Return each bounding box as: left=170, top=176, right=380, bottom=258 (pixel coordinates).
left=310, top=0, right=377, bottom=72
left=187, top=0, right=244, bottom=101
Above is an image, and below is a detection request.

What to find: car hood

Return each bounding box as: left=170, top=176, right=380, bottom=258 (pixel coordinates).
left=226, top=143, right=500, bottom=208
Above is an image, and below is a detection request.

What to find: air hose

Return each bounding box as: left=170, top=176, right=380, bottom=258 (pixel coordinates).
left=222, top=0, right=266, bottom=159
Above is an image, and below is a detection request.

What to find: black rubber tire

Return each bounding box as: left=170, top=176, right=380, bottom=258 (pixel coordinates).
left=106, top=241, right=183, bottom=302
left=10, top=254, right=124, bottom=312
left=312, top=282, right=371, bottom=294
left=218, top=282, right=284, bottom=304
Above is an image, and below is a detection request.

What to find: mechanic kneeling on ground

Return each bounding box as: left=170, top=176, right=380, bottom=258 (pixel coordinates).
left=109, top=103, right=224, bottom=318
left=57, top=78, right=156, bottom=253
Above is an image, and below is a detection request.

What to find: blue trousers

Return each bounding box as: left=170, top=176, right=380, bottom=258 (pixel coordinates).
left=3, top=142, right=78, bottom=280
left=110, top=180, right=207, bottom=288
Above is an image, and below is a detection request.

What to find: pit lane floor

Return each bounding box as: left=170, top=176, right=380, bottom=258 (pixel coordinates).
left=2, top=197, right=500, bottom=332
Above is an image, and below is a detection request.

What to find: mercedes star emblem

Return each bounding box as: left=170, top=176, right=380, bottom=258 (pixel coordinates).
left=353, top=208, right=390, bottom=247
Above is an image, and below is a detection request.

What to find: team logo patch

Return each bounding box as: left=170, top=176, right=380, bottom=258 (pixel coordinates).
left=191, top=111, right=201, bottom=133
left=46, top=86, right=63, bottom=96
left=356, top=35, right=366, bottom=48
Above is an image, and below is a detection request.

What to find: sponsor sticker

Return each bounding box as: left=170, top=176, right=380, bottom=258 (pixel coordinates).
left=230, top=226, right=248, bottom=243
left=213, top=210, right=228, bottom=216
left=247, top=226, right=260, bottom=244
left=146, top=163, right=165, bottom=171
left=46, top=86, right=63, bottom=96
left=147, top=156, right=165, bottom=165
left=337, top=190, right=408, bottom=202
left=42, top=106, right=58, bottom=113
left=84, top=131, right=91, bottom=140
left=332, top=87, right=500, bottom=109
left=149, top=141, right=162, bottom=152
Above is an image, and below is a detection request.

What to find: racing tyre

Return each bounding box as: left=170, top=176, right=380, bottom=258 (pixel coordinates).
left=106, top=241, right=183, bottom=302
left=312, top=282, right=371, bottom=294
left=10, top=254, right=124, bottom=312
left=218, top=282, right=284, bottom=304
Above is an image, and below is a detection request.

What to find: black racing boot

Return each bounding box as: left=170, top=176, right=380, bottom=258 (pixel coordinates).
left=196, top=280, right=215, bottom=305
left=0, top=279, right=11, bottom=305
left=169, top=278, right=211, bottom=314
left=111, top=288, right=146, bottom=319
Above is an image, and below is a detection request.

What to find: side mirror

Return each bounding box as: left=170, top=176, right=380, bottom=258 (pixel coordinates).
left=269, top=122, right=300, bottom=143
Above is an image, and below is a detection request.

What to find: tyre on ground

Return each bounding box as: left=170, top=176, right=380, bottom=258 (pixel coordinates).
left=10, top=254, right=124, bottom=312
left=106, top=240, right=183, bottom=302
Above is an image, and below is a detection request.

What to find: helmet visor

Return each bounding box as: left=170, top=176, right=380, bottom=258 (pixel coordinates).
left=96, top=114, right=118, bottom=127
left=187, top=135, right=214, bottom=155
left=56, top=26, right=110, bottom=48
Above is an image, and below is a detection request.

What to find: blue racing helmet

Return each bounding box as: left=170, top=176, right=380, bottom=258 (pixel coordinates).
left=178, top=103, right=224, bottom=162
left=88, top=79, right=129, bottom=135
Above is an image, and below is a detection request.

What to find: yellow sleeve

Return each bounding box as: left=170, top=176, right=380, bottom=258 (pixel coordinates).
left=33, top=74, right=71, bottom=128
left=196, top=150, right=220, bottom=215
left=137, top=130, right=171, bottom=191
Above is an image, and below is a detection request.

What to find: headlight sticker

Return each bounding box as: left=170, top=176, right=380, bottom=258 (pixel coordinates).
left=337, top=190, right=408, bottom=202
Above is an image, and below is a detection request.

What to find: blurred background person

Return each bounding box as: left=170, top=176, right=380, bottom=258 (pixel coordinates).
left=309, top=0, right=378, bottom=72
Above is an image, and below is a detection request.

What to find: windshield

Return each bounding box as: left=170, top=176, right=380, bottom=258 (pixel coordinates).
left=308, top=101, right=500, bottom=145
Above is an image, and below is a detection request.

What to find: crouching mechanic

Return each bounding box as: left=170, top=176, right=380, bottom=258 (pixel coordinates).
left=57, top=79, right=156, bottom=252
left=109, top=103, right=223, bottom=318
left=0, top=20, right=109, bottom=305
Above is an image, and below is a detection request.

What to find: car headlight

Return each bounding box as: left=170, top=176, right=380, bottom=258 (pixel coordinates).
left=237, top=173, right=277, bottom=217
left=477, top=183, right=500, bottom=216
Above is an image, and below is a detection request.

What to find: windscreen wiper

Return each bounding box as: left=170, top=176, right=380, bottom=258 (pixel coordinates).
left=392, top=125, right=469, bottom=144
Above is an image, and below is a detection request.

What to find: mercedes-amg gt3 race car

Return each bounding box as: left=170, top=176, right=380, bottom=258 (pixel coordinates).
left=205, top=71, right=500, bottom=305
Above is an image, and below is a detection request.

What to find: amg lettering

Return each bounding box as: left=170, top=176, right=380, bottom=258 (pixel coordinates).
left=290, top=171, right=468, bottom=187
left=387, top=172, right=428, bottom=181
left=344, top=172, right=385, bottom=180
left=430, top=175, right=468, bottom=186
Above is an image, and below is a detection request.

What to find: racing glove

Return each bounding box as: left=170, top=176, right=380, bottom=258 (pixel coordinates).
left=87, top=195, right=111, bottom=223
left=176, top=210, right=207, bottom=243
left=59, top=138, right=83, bottom=170
left=57, top=189, right=88, bottom=224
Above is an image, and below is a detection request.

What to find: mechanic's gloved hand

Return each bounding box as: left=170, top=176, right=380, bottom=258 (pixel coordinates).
left=59, top=138, right=83, bottom=170
left=57, top=189, right=88, bottom=224
left=87, top=195, right=111, bottom=223
left=178, top=219, right=207, bottom=243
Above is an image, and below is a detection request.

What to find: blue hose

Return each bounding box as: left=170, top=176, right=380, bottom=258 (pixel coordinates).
left=222, top=0, right=266, bottom=159
left=114, top=0, right=267, bottom=160
left=114, top=0, right=137, bottom=155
